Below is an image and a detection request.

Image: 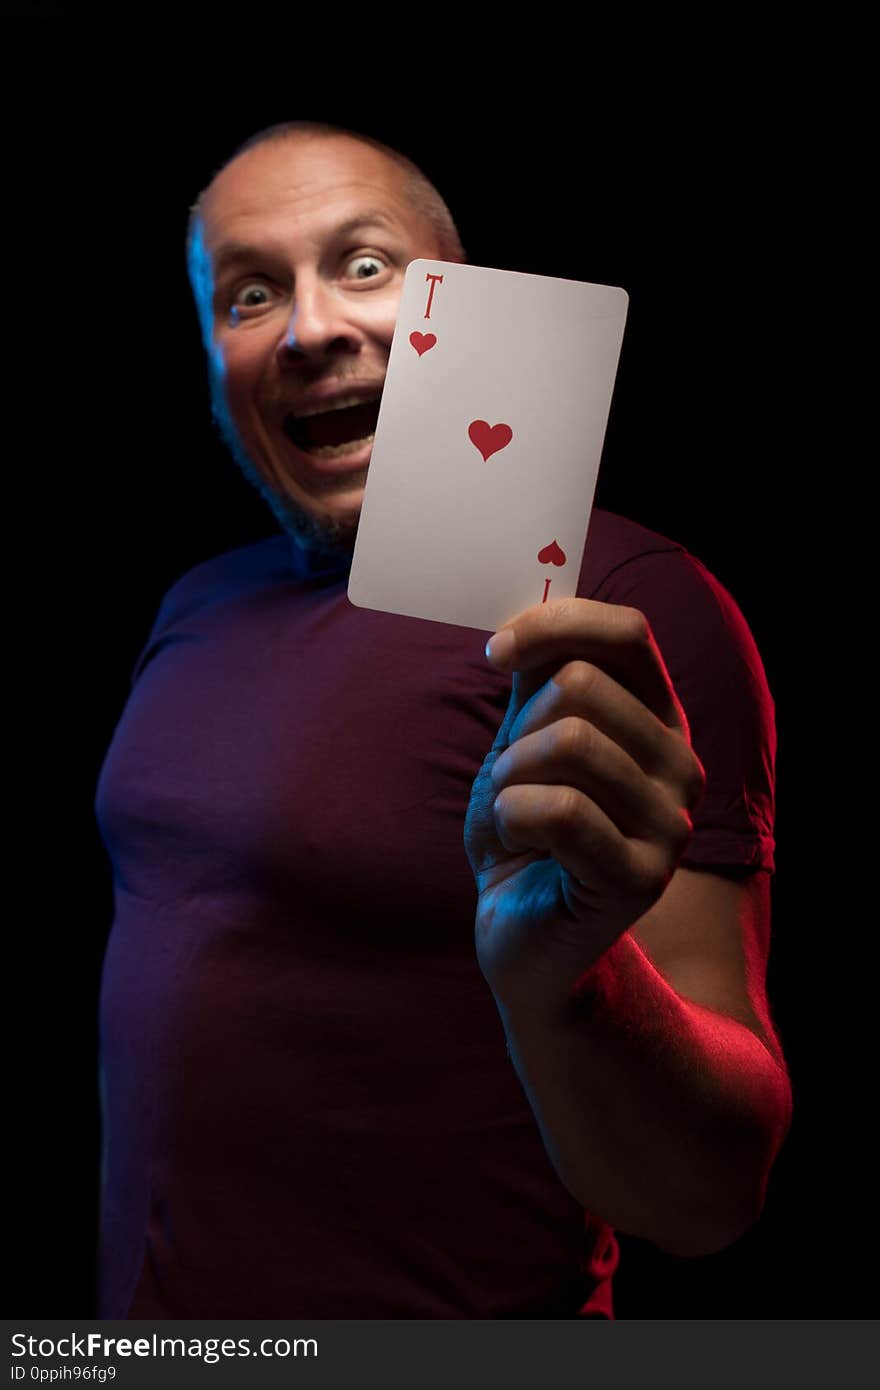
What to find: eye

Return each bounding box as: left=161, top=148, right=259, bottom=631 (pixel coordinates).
left=225, top=250, right=391, bottom=321
left=231, top=281, right=273, bottom=310
left=343, top=252, right=387, bottom=281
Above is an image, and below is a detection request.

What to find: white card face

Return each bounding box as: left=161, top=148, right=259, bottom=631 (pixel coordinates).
left=347, top=259, right=628, bottom=633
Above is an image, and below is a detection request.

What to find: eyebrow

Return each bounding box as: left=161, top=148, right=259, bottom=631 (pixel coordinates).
left=212, top=210, right=402, bottom=281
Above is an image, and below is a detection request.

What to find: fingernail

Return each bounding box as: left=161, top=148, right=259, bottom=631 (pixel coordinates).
left=485, top=628, right=515, bottom=666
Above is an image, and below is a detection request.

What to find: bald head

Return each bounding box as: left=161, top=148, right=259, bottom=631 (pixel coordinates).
left=187, top=122, right=465, bottom=339
left=184, top=126, right=464, bottom=561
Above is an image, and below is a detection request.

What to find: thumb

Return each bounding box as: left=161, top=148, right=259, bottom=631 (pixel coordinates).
left=489, top=658, right=560, bottom=755
left=489, top=671, right=520, bottom=756
left=465, top=658, right=559, bottom=883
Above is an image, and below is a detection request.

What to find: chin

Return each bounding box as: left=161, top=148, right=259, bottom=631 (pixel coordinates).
left=209, top=394, right=362, bottom=559
left=270, top=489, right=361, bottom=559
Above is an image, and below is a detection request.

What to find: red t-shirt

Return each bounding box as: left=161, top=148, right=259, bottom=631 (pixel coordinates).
left=94, top=507, right=776, bottom=1318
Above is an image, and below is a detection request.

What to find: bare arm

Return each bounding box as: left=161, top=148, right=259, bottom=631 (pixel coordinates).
left=465, top=598, right=790, bottom=1257
left=496, top=866, right=792, bottom=1256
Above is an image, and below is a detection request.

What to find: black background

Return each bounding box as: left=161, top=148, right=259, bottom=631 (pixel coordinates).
left=10, top=23, right=864, bottom=1318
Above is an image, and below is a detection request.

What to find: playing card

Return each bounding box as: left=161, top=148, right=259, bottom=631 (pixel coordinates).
left=347, top=259, right=628, bottom=633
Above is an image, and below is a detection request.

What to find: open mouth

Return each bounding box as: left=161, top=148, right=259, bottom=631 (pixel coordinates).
left=283, top=397, right=381, bottom=460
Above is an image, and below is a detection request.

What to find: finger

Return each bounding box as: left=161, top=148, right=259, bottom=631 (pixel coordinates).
left=508, top=660, right=705, bottom=808
left=491, top=717, right=694, bottom=848
left=487, top=597, right=688, bottom=735
left=492, top=782, right=671, bottom=899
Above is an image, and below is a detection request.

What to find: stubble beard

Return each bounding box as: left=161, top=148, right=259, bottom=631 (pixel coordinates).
left=207, top=366, right=360, bottom=565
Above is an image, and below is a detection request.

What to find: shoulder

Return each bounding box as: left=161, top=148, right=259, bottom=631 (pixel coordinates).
left=150, top=532, right=295, bottom=628
left=577, top=506, right=687, bottom=597
left=581, top=509, right=777, bottom=873
left=126, top=533, right=298, bottom=692
left=579, top=508, right=771, bottom=702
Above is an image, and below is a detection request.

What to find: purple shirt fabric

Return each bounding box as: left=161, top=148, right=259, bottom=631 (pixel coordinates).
left=94, top=506, right=776, bottom=1319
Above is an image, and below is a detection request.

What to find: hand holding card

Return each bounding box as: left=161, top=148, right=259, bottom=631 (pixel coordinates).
left=348, top=259, right=628, bottom=633
left=463, top=593, right=706, bottom=1015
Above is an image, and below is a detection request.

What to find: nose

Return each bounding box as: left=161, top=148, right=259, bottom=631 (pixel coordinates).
left=276, top=276, right=362, bottom=361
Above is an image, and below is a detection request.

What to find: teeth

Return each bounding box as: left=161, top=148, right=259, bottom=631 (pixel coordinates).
left=295, top=393, right=380, bottom=419
left=300, top=432, right=375, bottom=460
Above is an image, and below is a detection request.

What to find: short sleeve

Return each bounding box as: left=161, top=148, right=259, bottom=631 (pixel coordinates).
left=587, top=547, right=777, bottom=873
left=127, top=569, right=200, bottom=691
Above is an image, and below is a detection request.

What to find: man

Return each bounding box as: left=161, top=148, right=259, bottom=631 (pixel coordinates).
left=94, top=120, right=791, bottom=1318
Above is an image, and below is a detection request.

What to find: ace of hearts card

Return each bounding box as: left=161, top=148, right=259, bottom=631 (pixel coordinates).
left=347, top=259, right=629, bottom=633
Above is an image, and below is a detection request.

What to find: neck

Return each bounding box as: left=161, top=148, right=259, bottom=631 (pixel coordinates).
left=289, top=534, right=353, bottom=580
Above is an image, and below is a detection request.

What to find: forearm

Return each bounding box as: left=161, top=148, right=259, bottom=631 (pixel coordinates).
left=496, top=931, right=792, bottom=1256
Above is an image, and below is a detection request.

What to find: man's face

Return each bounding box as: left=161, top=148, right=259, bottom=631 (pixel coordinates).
left=192, top=135, right=444, bottom=559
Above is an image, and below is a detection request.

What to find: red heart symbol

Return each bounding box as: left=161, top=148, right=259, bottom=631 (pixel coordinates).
left=468, top=420, right=513, bottom=461
left=538, top=539, right=567, bottom=567
left=410, top=331, right=437, bottom=356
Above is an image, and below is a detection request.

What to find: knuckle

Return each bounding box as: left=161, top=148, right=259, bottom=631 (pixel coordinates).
left=631, top=844, right=671, bottom=898
left=556, top=659, right=600, bottom=701
left=669, top=736, right=706, bottom=808
left=689, top=754, right=708, bottom=803
left=544, top=596, right=578, bottom=631
left=550, top=716, right=591, bottom=764
left=551, top=785, right=583, bottom=835
left=671, top=808, right=693, bottom=855
left=622, top=606, right=652, bottom=645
